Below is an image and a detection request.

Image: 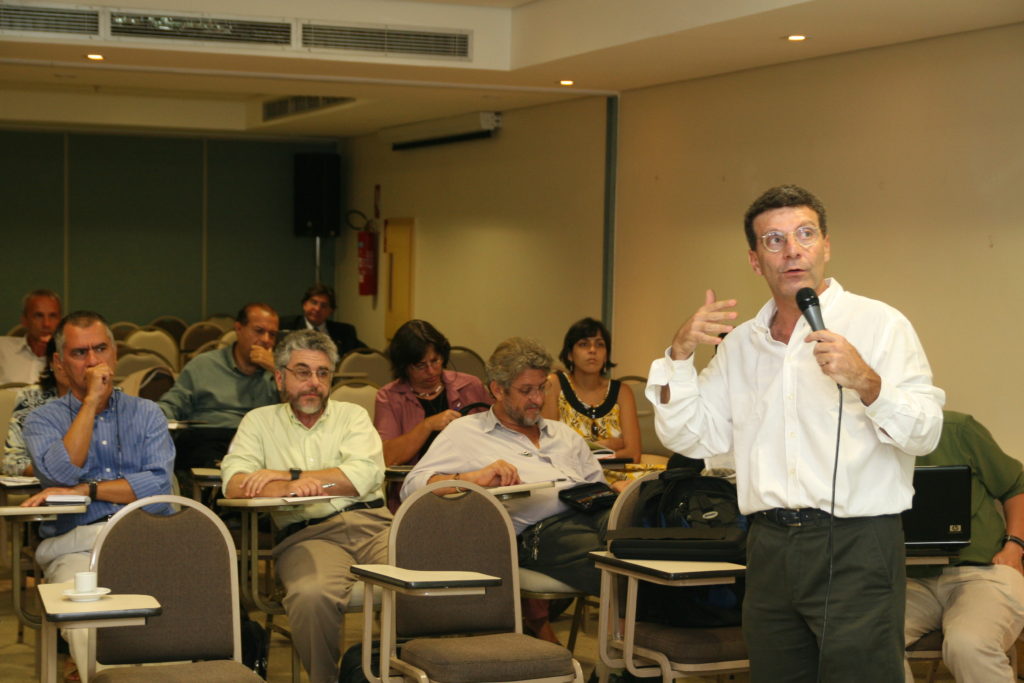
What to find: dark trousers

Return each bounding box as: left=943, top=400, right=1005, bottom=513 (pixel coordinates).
left=743, top=513, right=905, bottom=682
left=517, top=508, right=610, bottom=597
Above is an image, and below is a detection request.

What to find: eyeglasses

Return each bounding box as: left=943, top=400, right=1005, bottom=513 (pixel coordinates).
left=759, top=225, right=821, bottom=253
left=509, top=382, right=547, bottom=398
left=283, top=366, right=332, bottom=382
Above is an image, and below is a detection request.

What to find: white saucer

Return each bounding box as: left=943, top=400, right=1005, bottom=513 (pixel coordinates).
left=63, top=587, right=111, bottom=602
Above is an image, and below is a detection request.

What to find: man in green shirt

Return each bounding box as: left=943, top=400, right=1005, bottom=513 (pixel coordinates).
left=904, top=411, right=1024, bottom=682
left=158, top=303, right=280, bottom=468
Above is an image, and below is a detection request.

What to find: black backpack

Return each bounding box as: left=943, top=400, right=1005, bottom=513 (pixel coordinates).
left=607, top=455, right=747, bottom=627
left=608, top=455, right=747, bottom=563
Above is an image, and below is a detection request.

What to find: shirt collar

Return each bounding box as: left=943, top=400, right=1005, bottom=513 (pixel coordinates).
left=481, top=407, right=553, bottom=437
left=283, top=397, right=333, bottom=430
left=753, top=277, right=842, bottom=332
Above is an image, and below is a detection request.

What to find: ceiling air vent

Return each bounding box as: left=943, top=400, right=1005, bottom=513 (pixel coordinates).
left=263, top=96, right=354, bottom=122
left=110, top=13, right=291, bottom=45
left=302, top=23, right=469, bottom=59
left=0, top=5, right=99, bottom=35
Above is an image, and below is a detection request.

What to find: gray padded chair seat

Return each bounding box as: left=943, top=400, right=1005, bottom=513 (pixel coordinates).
left=633, top=622, right=747, bottom=664
left=402, top=632, right=575, bottom=683
left=93, top=660, right=262, bottom=682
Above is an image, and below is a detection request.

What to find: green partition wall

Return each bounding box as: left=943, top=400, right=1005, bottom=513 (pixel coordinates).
left=0, top=130, right=337, bottom=330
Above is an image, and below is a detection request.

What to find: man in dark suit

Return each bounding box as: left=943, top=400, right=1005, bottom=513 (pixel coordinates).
left=282, top=283, right=366, bottom=356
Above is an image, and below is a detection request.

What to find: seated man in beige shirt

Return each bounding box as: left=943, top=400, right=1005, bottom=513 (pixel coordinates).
left=221, top=329, right=391, bottom=683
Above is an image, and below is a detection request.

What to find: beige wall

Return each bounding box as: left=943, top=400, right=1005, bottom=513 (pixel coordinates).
left=336, top=95, right=608, bottom=363
left=615, top=22, right=1024, bottom=454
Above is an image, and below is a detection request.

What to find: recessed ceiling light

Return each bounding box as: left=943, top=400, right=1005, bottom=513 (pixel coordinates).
left=559, top=79, right=574, bottom=86
left=86, top=53, right=104, bottom=61
left=787, top=35, right=807, bottom=42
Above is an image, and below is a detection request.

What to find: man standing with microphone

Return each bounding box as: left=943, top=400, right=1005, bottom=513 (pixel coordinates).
left=647, top=185, right=944, bottom=681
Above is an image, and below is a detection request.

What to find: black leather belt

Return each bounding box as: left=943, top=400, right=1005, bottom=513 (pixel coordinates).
left=275, top=499, right=384, bottom=545
left=755, top=507, right=831, bottom=527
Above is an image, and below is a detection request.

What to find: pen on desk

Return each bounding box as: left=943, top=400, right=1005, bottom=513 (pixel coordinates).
left=288, top=482, right=337, bottom=497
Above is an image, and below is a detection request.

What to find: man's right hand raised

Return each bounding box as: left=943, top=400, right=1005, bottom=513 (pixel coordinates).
left=84, top=363, right=115, bottom=407
left=669, top=289, right=738, bottom=361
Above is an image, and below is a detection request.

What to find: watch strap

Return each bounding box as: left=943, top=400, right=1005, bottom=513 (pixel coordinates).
left=1003, top=534, right=1024, bottom=551
left=290, top=468, right=301, bottom=481
left=88, top=481, right=98, bottom=502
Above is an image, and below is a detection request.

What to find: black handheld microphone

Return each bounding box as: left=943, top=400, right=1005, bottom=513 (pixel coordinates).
left=796, top=287, right=825, bottom=332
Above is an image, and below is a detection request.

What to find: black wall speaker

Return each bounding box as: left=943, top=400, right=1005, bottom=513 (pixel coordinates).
left=294, top=153, right=341, bottom=237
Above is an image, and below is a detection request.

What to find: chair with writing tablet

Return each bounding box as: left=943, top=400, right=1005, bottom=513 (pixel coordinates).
left=352, top=479, right=583, bottom=683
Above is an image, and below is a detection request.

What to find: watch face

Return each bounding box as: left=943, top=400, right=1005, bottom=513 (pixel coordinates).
left=290, top=469, right=301, bottom=480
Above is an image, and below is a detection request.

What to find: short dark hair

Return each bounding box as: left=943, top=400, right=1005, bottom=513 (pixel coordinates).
left=22, top=289, right=61, bottom=315
left=54, top=311, right=113, bottom=357
left=387, top=319, right=451, bottom=382
left=235, top=303, right=277, bottom=326
left=301, top=283, right=336, bottom=310
left=558, top=317, right=616, bottom=374
left=743, top=185, right=828, bottom=250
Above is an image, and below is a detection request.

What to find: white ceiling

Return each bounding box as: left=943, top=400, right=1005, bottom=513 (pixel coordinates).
left=1, top=0, right=1022, bottom=139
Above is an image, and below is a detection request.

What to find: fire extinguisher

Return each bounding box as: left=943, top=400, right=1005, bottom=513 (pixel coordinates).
left=357, top=229, right=377, bottom=296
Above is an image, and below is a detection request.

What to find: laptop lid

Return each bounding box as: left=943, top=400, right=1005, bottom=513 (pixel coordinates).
left=902, top=465, right=971, bottom=552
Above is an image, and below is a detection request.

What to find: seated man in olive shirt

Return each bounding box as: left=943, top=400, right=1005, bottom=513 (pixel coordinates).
left=904, top=411, right=1024, bottom=682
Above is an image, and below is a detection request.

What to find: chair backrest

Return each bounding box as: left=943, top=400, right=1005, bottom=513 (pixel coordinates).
left=617, top=374, right=670, bottom=457
left=125, top=327, right=180, bottom=371
left=607, top=471, right=661, bottom=535
left=90, top=495, right=241, bottom=665
left=0, top=386, right=24, bottom=434
left=448, top=346, right=487, bottom=382
left=119, top=365, right=176, bottom=401
left=329, top=380, right=380, bottom=419
left=109, top=321, right=139, bottom=341
left=219, top=329, right=237, bottom=348
left=392, top=481, right=520, bottom=638
left=180, top=322, right=224, bottom=355
left=337, top=348, right=391, bottom=387
left=148, top=315, right=188, bottom=344
left=115, top=349, right=174, bottom=380
left=204, top=314, right=236, bottom=332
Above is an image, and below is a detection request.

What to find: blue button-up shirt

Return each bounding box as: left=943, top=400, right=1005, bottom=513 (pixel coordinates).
left=24, top=389, right=175, bottom=537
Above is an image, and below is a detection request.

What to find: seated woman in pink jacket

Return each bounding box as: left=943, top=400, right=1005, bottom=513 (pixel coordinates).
left=374, top=319, right=491, bottom=511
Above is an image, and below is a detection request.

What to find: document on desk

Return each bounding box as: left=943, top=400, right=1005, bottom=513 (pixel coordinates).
left=0, top=476, right=40, bottom=486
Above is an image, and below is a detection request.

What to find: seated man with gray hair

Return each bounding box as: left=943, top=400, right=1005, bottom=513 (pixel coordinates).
left=221, top=329, right=391, bottom=683
left=401, top=336, right=611, bottom=599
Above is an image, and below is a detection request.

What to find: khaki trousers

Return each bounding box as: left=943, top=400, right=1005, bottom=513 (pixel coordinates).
left=273, top=507, right=392, bottom=683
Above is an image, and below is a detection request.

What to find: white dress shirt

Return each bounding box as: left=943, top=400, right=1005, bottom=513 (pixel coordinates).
left=400, top=409, right=605, bottom=534
left=646, top=279, right=945, bottom=518
left=0, top=336, right=46, bottom=385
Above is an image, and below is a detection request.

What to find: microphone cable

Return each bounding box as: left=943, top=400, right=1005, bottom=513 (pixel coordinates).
left=816, top=382, right=843, bottom=682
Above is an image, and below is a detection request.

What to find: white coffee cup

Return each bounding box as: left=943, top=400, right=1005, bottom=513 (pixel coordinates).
left=74, top=571, right=98, bottom=594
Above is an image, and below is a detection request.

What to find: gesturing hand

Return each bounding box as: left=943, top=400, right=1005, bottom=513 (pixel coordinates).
left=669, top=289, right=738, bottom=360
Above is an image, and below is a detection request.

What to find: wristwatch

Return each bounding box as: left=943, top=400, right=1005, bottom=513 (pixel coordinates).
left=1002, top=534, right=1024, bottom=551
left=290, top=468, right=302, bottom=481
left=87, top=480, right=98, bottom=502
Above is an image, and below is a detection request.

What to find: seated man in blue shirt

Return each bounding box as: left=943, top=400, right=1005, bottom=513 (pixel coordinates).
left=158, top=302, right=280, bottom=469
left=22, top=310, right=174, bottom=672
left=402, top=337, right=612, bottom=601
